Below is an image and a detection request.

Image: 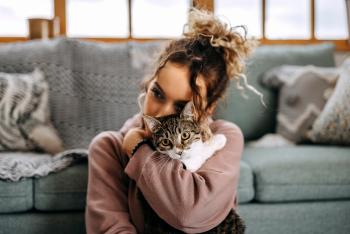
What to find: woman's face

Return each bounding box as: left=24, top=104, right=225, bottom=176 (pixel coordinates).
left=143, top=61, right=206, bottom=118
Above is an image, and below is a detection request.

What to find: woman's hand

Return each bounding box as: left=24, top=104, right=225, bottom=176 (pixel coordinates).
left=122, top=127, right=151, bottom=158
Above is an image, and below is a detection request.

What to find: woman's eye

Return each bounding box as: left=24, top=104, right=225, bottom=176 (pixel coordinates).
left=151, top=88, right=163, bottom=99
left=182, top=132, right=190, bottom=140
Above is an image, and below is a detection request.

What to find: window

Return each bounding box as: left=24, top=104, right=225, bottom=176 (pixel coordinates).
left=266, top=0, right=310, bottom=39
left=0, top=0, right=53, bottom=36
left=215, top=0, right=262, bottom=38
left=315, top=0, right=347, bottom=39
left=66, top=0, right=128, bottom=38
left=0, top=0, right=349, bottom=51
left=132, top=0, right=190, bottom=38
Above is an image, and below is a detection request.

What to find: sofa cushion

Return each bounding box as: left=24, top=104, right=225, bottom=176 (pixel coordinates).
left=260, top=65, right=339, bottom=143
left=0, top=178, right=33, bottom=213
left=34, top=162, right=87, bottom=211
left=309, top=64, right=350, bottom=145
left=0, top=68, right=64, bottom=154
left=238, top=160, right=255, bottom=203
left=214, top=43, right=336, bottom=141
left=242, top=145, right=350, bottom=202
left=0, top=211, right=86, bottom=234
left=238, top=200, right=350, bottom=234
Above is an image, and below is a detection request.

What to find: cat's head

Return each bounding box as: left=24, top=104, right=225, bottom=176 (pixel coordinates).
left=142, top=101, right=201, bottom=160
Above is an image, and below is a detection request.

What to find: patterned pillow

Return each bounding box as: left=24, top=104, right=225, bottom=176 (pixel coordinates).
left=307, top=66, right=350, bottom=145
left=261, top=65, right=339, bottom=143
left=0, top=68, right=64, bottom=154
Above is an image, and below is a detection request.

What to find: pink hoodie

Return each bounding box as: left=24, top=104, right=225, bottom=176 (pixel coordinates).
left=85, top=112, right=244, bottom=234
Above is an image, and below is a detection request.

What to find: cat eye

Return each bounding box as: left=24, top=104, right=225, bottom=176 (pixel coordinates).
left=181, top=132, right=190, bottom=140
left=161, top=139, right=171, bottom=146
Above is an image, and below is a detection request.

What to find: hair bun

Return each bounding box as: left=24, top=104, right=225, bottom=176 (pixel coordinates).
left=182, top=8, right=266, bottom=108
left=182, top=7, right=259, bottom=79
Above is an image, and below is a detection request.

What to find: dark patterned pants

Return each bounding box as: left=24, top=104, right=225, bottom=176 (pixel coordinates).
left=140, top=192, right=246, bottom=234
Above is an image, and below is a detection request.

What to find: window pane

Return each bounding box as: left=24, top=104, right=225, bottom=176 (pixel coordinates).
left=316, top=0, right=347, bottom=39
left=266, top=0, right=310, bottom=39
left=67, top=0, right=128, bottom=38
left=215, top=0, right=262, bottom=38
left=0, top=0, right=53, bottom=36
left=132, top=0, right=190, bottom=38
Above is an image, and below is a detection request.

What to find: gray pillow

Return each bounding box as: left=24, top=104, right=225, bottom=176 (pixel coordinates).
left=261, top=65, right=339, bottom=143
left=307, top=65, right=350, bottom=145
left=0, top=68, right=64, bottom=154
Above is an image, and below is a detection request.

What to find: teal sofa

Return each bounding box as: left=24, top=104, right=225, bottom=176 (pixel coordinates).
left=0, top=38, right=349, bottom=234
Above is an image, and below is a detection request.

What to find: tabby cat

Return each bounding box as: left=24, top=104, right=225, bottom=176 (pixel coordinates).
left=142, top=101, right=226, bottom=172
left=140, top=101, right=246, bottom=233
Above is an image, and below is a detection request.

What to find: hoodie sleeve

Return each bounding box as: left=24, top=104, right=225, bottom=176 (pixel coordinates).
left=124, top=119, right=244, bottom=233
left=85, top=113, right=142, bottom=234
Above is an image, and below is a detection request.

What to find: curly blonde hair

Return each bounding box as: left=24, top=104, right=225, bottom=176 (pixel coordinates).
left=138, top=7, right=265, bottom=125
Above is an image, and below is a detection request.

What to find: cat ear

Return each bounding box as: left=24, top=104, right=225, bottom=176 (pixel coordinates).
left=142, top=114, right=161, bottom=132
left=180, top=101, right=195, bottom=119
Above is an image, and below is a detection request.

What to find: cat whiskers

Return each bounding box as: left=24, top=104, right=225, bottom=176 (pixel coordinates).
left=152, top=152, right=173, bottom=173
left=159, top=156, right=173, bottom=174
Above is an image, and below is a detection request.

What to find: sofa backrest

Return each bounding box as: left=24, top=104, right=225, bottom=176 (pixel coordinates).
left=0, top=38, right=336, bottom=150
left=213, top=43, right=336, bottom=140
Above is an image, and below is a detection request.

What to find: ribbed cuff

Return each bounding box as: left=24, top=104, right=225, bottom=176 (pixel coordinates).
left=131, top=138, right=151, bottom=156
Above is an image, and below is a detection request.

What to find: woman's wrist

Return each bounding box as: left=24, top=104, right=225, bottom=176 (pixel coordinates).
left=131, top=138, right=152, bottom=156
left=123, top=128, right=149, bottom=157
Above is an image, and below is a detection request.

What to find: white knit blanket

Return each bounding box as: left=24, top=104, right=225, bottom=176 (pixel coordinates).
left=0, top=148, right=88, bottom=182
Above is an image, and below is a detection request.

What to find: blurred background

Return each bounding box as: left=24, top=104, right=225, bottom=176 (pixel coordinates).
left=0, top=3, right=349, bottom=234
left=0, top=0, right=349, bottom=61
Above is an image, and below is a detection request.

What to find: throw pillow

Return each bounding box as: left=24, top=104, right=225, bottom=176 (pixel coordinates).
left=261, top=65, right=339, bottom=143
left=0, top=68, right=64, bottom=154
left=307, top=65, right=350, bottom=145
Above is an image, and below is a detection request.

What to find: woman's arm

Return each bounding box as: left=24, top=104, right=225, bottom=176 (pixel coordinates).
left=85, top=131, right=138, bottom=234
left=85, top=113, right=142, bottom=234
left=124, top=119, right=244, bottom=233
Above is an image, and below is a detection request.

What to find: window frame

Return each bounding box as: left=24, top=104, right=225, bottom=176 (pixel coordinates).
left=0, top=0, right=349, bottom=51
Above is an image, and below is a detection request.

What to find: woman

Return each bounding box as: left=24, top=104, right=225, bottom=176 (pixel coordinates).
left=85, top=8, right=263, bottom=234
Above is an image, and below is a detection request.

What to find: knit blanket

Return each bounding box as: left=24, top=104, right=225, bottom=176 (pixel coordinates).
left=0, top=148, right=88, bottom=182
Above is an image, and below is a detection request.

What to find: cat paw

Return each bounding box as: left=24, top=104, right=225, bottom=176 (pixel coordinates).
left=212, top=134, right=227, bottom=150
left=181, top=159, right=201, bottom=172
